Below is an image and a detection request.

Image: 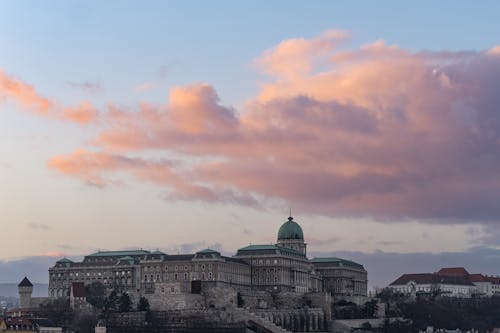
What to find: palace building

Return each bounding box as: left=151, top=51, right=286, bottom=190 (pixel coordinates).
left=48, top=216, right=368, bottom=303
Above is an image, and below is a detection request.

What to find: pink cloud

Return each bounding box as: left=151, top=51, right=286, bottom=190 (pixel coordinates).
left=0, top=70, right=53, bottom=114
left=0, top=70, right=99, bottom=124
left=255, top=29, right=348, bottom=79
left=45, top=32, right=500, bottom=222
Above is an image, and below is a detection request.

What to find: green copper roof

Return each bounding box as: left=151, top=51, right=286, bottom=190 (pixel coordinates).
left=88, top=250, right=151, bottom=257
left=277, top=217, right=304, bottom=240
left=236, top=244, right=306, bottom=258
left=238, top=244, right=278, bottom=251
left=310, top=257, right=364, bottom=269
left=57, top=258, right=74, bottom=263
left=196, top=248, right=220, bottom=254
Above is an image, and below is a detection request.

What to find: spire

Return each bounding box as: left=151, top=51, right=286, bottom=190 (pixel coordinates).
left=18, top=276, right=33, bottom=287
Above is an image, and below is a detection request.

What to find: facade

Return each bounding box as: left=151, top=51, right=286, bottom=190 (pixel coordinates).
left=310, top=258, right=368, bottom=296
left=469, top=274, right=500, bottom=296
left=388, top=267, right=499, bottom=298
left=48, top=216, right=368, bottom=306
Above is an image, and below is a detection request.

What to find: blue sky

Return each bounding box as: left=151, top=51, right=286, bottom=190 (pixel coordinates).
left=1, top=1, right=500, bottom=286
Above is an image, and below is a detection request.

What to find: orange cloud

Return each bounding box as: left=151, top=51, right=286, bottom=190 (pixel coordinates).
left=47, top=32, right=500, bottom=222
left=62, top=101, right=99, bottom=124
left=0, top=70, right=99, bottom=124
left=0, top=70, right=53, bottom=114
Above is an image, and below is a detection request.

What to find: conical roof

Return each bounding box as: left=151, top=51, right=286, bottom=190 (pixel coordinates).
left=18, top=277, right=33, bottom=287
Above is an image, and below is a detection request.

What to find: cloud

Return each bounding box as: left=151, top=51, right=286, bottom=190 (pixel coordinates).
left=67, top=81, right=101, bottom=93
left=0, top=69, right=53, bottom=114
left=31, top=30, right=500, bottom=224
left=0, top=70, right=99, bottom=124
left=255, top=29, right=349, bottom=79
left=135, top=82, right=155, bottom=92
left=28, top=223, right=50, bottom=231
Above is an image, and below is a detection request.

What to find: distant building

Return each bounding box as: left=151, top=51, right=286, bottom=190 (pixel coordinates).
left=469, top=274, right=500, bottom=296
left=18, top=277, right=33, bottom=308
left=48, top=216, right=368, bottom=309
left=16, top=277, right=49, bottom=309
left=69, top=282, right=89, bottom=310
left=389, top=267, right=500, bottom=298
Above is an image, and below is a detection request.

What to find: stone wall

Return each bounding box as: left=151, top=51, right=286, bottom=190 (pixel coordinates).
left=201, top=284, right=237, bottom=309
left=144, top=292, right=204, bottom=310
left=305, top=292, right=333, bottom=320
left=107, top=309, right=246, bottom=333
left=253, top=308, right=327, bottom=332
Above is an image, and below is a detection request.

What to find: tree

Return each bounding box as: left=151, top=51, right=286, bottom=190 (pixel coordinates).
left=361, top=321, right=372, bottom=330
left=103, top=290, right=119, bottom=315
left=137, top=297, right=150, bottom=312
left=85, top=281, right=106, bottom=310
left=72, top=311, right=98, bottom=333
left=40, top=298, right=74, bottom=326
left=363, top=299, right=378, bottom=318
left=118, top=293, right=132, bottom=313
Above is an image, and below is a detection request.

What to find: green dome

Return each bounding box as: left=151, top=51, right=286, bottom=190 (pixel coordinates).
left=277, top=217, right=304, bottom=240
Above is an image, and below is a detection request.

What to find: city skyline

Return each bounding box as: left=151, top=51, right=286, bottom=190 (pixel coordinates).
left=1, top=1, right=500, bottom=288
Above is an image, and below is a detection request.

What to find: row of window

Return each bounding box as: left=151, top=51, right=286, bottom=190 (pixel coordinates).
left=51, top=270, right=132, bottom=279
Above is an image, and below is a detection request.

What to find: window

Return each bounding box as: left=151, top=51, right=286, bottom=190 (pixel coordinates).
left=184, top=272, right=188, bottom=280
left=174, top=273, right=178, bottom=281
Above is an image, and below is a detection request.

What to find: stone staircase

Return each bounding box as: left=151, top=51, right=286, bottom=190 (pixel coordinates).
left=233, top=307, right=291, bottom=333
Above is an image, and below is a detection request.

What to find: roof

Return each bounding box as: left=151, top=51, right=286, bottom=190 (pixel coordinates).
left=469, top=274, right=487, bottom=282
left=437, top=267, right=470, bottom=277
left=390, top=273, right=474, bottom=286
left=164, top=254, right=195, bottom=261
left=87, top=250, right=151, bottom=257
left=56, top=258, right=74, bottom=263
left=277, top=216, right=304, bottom=240
left=18, top=277, right=33, bottom=287
left=311, top=257, right=365, bottom=269
left=236, top=244, right=306, bottom=258
left=71, top=282, right=86, bottom=298
left=238, top=244, right=278, bottom=251
left=197, top=248, right=219, bottom=254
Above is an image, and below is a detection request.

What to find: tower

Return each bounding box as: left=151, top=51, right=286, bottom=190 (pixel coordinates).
left=18, top=276, right=33, bottom=308
left=276, top=216, right=307, bottom=255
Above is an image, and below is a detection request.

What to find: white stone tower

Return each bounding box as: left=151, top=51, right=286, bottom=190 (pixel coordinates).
left=18, top=276, right=33, bottom=308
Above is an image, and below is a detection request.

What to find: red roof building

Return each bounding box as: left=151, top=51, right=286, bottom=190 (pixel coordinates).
left=388, top=267, right=490, bottom=298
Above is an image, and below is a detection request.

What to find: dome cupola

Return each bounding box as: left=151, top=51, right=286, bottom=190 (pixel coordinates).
left=277, top=216, right=304, bottom=240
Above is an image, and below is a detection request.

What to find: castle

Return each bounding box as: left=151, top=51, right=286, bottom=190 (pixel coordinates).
left=48, top=216, right=367, bottom=309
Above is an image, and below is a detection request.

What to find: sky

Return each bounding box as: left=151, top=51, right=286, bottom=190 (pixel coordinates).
left=1, top=1, right=500, bottom=288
